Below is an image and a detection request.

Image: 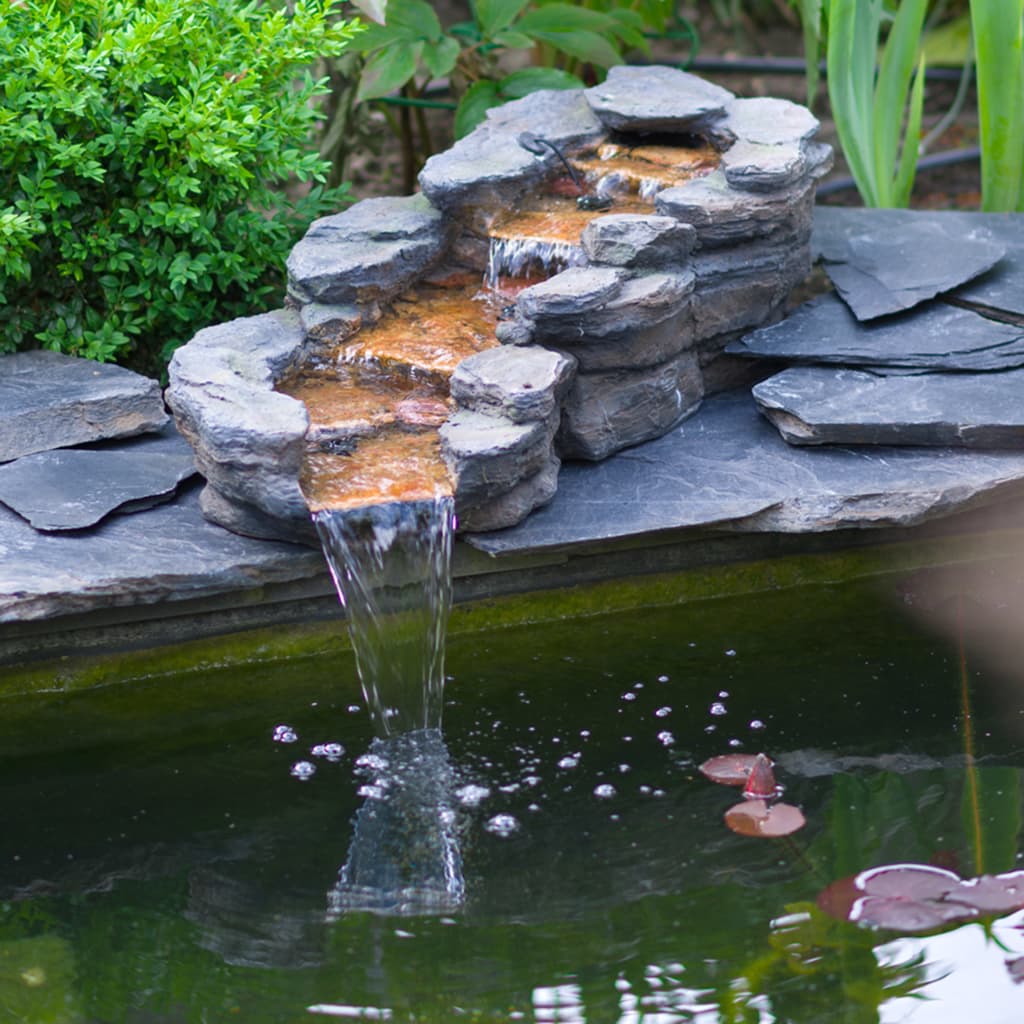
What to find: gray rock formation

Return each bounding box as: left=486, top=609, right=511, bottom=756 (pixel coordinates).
left=753, top=365, right=1024, bottom=448
left=419, top=90, right=604, bottom=211
left=449, top=346, right=576, bottom=424
left=729, top=292, right=1024, bottom=372
left=0, top=351, right=167, bottom=462
left=557, top=349, right=703, bottom=461
left=467, top=390, right=1024, bottom=555
left=584, top=65, right=734, bottom=134
left=287, top=194, right=448, bottom=306
left=581, top=214, right=697, bottom=269
left=166, top=309, right=311, bottom=533
left=456, top=455, right=561, bottom=533
left=812, top=205, right=1007, bottom=320
left=719, top=96, right=820, bottom=146
left=0, top=426, right=196, bottom=531
left=299, top=302, right=363, bottom=348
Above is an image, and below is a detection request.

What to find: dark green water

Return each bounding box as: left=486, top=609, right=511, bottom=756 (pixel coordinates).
left=3, top=566, right=1024, bottom=1023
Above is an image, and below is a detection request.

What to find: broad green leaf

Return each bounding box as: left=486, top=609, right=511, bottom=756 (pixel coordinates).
left=606, top=8, right=649, bottom=52
left=529, top=29, right=622, bottom=69
left=892, top=54, right=925, bottom=207
left=920, top=13, right=971, bottom=67
left=498, top=66, right=583, bottom=99
left=356, top=40, right=422, bottom=101
left=516, top=4, right=618, bottom=34
left=492, top=29, right=534, bottom=48
left=454, top=79, right=501, bottom=137
left=473, top=0, right=530, bottom=39
left=350, top=0, right=387, bottom=25
left=962, top=766, right=1022, bottom=875
left=422, top=35, right=460, bottom=80
left=357, top=0, right=441, bottom=49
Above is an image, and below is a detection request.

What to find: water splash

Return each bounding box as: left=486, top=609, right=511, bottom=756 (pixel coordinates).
left=313, top=497, right=455, bottom=738
left=328, top=728, right=464, bottom=917
left=485, top=236, right=585, bottom=289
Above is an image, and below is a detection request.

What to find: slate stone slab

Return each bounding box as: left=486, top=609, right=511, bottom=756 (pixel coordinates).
left=580, top=214, right=697, bottom=268
left=286, top=194, right=447, bottom=306
left=0, top=426, right=197, bottom=531
left=0, top=483, right=324, bottom=622
left=812, top=205, right=1007, bottom=321
left=0, top=351, right=168, bottom=462
left=584, top=65, right=734, bottom=134
left=729, top=292, right=1024, bottom=372
left=720, top=97, right=820, bottom=146
left=752, top=365, right=1024, bottom=448
left=466, top=391, right=1024, bottom=555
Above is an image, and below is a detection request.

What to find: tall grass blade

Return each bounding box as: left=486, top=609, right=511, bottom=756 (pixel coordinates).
left=970, top=0, right=1024, bottom=211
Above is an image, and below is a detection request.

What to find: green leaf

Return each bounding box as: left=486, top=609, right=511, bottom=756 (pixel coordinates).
left=516, top=4, right=617, bottom=34
left=356, top=41, right=423, bottom=101
left=421, top=36, right=460, bottom=80
left=357, top=0, right=441, bottom=48
left=497, top=66, right=583, bottom=99
left=491, top=29, right=534, bottom=48
left=454, top=79, right=500, bottom=138
left=528, top=28, right=622, bottom=69
left=891, top=55, right=925, bottom=207
left=473, top=0, right=530, bottom=39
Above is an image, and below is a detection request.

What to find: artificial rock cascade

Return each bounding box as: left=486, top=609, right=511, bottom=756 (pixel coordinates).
left=167, top=66, right=831, bottom=543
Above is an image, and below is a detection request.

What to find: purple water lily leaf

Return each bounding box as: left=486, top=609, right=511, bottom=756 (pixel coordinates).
left=700, top=753, right=760, bottom=786
left=724, top=799, right=806, bottom=838
left=945, top=872, right=1024, bottom=915
left=851, top=895, right=979, bottom=934
left=856, top=863, right=961, bottom=901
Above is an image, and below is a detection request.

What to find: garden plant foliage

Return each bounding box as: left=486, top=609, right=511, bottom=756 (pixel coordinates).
left=0, top=0, right=362, bottom=372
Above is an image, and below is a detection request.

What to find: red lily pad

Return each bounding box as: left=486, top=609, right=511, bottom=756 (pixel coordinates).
left=851, top=895, right=978, bottom=933
left=742, top=752, right=778, bottom=800
left=817, top=875, right=860, bottom=920
left=945, top=872, right=1024, bottom=915
left=699, top=753, right=760, bottom=786
left=857, top=863, right=960, bottom=901
left=724, top=799, right=806, bottom=838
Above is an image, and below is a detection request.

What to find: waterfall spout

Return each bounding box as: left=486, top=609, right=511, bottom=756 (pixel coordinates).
left=313, top=497, right=455, bottom=738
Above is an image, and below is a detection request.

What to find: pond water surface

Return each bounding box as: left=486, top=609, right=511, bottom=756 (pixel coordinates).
left=3, top=565, right=1024, bottom=1023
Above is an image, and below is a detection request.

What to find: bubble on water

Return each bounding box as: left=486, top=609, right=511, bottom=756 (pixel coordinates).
left=652, top=788, right=665, bottom=798
left=499, top=783, right=520, bottom=794
left=273, top=725, right=297, bottom=744
left=704, top=724, right=717, bottom=734
left=557, top=755, right=580, bottom=770
left=618, top=763, right=631, bottom=773
left=725, top=649, right=737, bottom=657
left=718, top=690, right=730, bottom=698
left=622, top=692, right=637, bottom=702
left=485, top=813, right=520, bottom=837
left=456, top=784, right=491, bottom=807
left=655, top=706, right=672, bottom=718
left=749, top=719, right=766, bottom=731
left=657, top=730, right=675, bottom=746
left=579, top=729, right=591, bottom=738
left=594, top=783, right=617, bottom=799
left=523, top=775, right=542, bottom=788
left=346, top=705, right=361, bottom=714
left=639, top=785, right=652, bottom=794
left=728, top=738, right=743, bottom=748
left=290, top=760, right=316, bottom=780
left=633, top=682, right=644, bottom=690
left=311, top=742, right=345, bottom=761
left=528, top=803, right=541, bottom=813
left=709, top=702, right=727, bottom=716
left=358, top=783, right=385, bottom=799
left=355, top=753, right=389, bottom=772
left=657, top=674, right=670, bottom=683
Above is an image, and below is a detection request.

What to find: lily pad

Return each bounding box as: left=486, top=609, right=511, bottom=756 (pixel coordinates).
left=946, top=872, right=1024, bottom=915
left=699, top=753, right=759, bottom=786
left=724, top=799, right=806, bottom=838
left=856, top=863, right=960, bottom=901
left=850, top=895, right=978, bottom=933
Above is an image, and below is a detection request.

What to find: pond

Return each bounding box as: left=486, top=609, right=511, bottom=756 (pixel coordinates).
left=3, top=561, right=1024, bottom=1023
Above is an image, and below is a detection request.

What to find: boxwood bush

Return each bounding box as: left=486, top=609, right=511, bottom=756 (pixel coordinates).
left=0, top=0, right=362, bottom=374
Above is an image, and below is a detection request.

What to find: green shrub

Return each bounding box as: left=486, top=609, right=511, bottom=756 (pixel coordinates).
left=0, top=0, right=362, bottom=374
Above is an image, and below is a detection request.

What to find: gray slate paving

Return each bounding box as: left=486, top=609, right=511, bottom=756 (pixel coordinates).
left=812, top=206, right=1010, bottom=320
left=0, top=351, right=168, bottom=462
left=0, top=426, right=197, bottom=531
left=753, top=366, right=1024, bottom=448
left=467, top=391, right=1024, bottom=554
left=728, top=292, right=1024, bottom=371
left=0, top=483, right=323, bottom=622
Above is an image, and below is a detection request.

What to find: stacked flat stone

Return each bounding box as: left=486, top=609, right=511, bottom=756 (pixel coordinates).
left=168, top=66, right=829, bottom=541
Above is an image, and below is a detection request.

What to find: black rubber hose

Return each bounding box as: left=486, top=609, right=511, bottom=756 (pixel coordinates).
left=816, top=146, right=981, bottom=197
